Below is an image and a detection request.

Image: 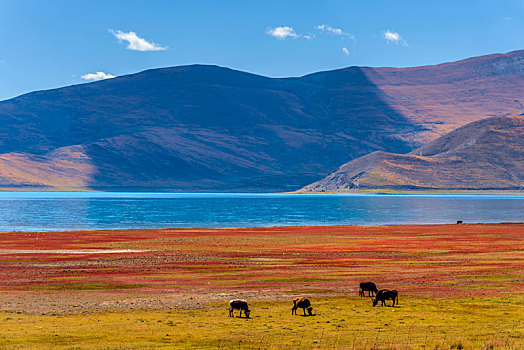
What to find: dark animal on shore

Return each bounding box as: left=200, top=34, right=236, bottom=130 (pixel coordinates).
left=229, top=299, right=250, bottom=318
left=292, top=297, right=313, bottom=316
left=359, top=282, right=378, bottom=297
left=373, top=289, right=398, bottom=307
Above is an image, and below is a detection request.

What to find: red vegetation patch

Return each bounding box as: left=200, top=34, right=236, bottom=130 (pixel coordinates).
left=0, top=224, right=522, bottom=310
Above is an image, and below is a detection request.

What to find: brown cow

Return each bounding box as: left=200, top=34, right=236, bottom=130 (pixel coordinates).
left=292, top=297, right=313, bottom=316
left=229, top=299, right=250, bottom=318
left=359, top=282, right=378, bottom=297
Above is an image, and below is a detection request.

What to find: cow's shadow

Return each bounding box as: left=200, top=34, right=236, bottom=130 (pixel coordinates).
left=375, top=305, right=401, bottom=308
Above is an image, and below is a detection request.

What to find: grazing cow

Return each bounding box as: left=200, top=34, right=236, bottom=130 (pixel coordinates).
left=359, top=282, right=378, bottom=297
left=292, top=297, right=313, bottom=316
left=372, top=289, right=398, bottom=307
left=229, top=299, right=250, bottom=318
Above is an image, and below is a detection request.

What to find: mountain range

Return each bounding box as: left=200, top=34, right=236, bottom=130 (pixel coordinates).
left=0, top=50, right=523, bottom=191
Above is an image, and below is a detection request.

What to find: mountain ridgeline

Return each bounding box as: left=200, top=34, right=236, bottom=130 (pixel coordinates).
left=0, top=50, right=523, bottom=191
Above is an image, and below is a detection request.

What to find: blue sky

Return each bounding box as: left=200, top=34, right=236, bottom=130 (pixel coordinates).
left=0, top=0, right=522, bottom=101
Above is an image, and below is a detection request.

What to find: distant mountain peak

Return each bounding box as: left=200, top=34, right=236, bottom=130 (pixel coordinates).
left=301, top=115, right=524, bottom=192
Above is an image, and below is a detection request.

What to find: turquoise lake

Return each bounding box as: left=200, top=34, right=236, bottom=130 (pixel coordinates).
left=0, top=192, right=522, bottom=231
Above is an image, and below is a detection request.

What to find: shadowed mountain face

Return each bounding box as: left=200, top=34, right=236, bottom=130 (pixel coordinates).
left=0, top=50, right=523, bottom=191
left=301, top=116, right=524, bottom=192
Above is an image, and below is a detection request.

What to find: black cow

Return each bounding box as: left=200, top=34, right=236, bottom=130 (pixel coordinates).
left=292, top=297, right=313, bottom=316
left=229, top=299, right=251, bottom=318
left=359, top=282, right=378, bottom=297
left=373, top=289, right=398, bottom=307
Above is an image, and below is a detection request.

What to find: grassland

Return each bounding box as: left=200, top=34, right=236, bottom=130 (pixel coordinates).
left=0, top=224, right=523, bottom=349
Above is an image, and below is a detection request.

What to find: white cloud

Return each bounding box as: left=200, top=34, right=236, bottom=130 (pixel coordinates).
left=81, top=71, right=116, bottom=81
left=266, top=26, right=299, bottom=40
left=316, top=24, right=356, bottom=42
left=384, top=30, right=400, bottom=42
left=384, top=30, right=407, bottom=45
left=342, top=47, right=349, bottom=56
left=109, top=29, right=167, bottom=51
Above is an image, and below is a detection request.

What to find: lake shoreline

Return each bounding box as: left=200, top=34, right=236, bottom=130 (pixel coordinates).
left=1, top=187, right=523, bottom=195
left=2, top=221, right=524, bottom=234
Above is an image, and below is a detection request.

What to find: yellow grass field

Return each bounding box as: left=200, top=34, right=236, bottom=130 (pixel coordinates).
left=1, top=295, right=523, bottom=349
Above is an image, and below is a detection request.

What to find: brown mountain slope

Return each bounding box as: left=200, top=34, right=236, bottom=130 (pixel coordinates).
left=0, top=147, right=94, bottom=189
left=300, top=115, right=524, bottom=192
left=303, top=50, right=524, bottom=143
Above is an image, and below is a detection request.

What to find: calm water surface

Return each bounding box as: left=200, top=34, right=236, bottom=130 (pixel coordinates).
left=0, top=192, right=522, bottom=231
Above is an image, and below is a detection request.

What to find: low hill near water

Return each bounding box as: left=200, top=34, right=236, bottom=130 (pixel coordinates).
left=0, top=50, right=523, bottom=191
left=300, top=115, right=524, bottom=192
